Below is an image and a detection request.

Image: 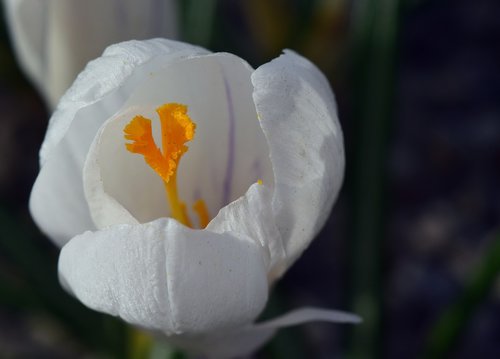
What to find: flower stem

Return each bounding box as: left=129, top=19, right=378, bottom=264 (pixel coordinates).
left=128, top=327, right=153, bottom=359
left=346, top=0, right=401, bottom=357
left=181, top=0, right=218, bottom=47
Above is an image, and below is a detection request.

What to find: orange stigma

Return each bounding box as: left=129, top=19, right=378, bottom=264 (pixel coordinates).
left=124, top=103, right=209, bottom=228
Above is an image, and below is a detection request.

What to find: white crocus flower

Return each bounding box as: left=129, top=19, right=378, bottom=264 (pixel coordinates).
left=29, top=38, right=359, bottom=358
left=3, top=0, right=178, bottom=108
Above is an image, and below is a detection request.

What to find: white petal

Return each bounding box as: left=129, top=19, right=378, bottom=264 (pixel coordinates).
left=83, top=53, right=273, bottom=228
left=30, top=147, right=95, bottom=247
left=3, top=0, right=179, bottom=108
left=166, top=326, right=275, bottom=359
left=256, top=307, right=362, bottom=328
left=169, top=307, right=361, bottom=358
left=252, top=50, right=345, bottom=267
left=207, top=183, right=286, bottom=281
left=30, top=39, right=208, bottom=246
left=41, top=39, right=208, bottom=165
left=58, top=218, right=269, bottom=334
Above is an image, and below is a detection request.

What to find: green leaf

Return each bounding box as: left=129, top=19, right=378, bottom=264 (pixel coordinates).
left=422, top=234, right=500, bottom=359
left=345, top=0, right=402, bottom=357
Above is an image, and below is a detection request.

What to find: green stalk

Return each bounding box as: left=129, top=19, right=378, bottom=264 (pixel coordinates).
left=422, top=234, right=500, bottom=358
left=346, top=0, right=401, bottom=357
left=181, top=0, right=218, bottom=47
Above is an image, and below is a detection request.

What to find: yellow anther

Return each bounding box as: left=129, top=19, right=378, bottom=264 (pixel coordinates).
left=193, top=199, right=210, bottom=228
left=257, top=179, right=263, bottom=185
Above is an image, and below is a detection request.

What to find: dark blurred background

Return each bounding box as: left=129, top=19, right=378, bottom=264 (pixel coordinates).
left=0, top=0, right=499, bottom=358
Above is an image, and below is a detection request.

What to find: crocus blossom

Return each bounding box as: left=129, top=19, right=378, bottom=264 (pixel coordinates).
left=29, top=38, right=359, bottom=358
left=2, top=0, right=178, bottom=108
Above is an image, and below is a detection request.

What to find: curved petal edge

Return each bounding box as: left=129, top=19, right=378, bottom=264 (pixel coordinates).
left=252, top=50, right=345, bottom=267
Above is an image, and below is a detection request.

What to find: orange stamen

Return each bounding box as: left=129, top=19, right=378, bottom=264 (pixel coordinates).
left=193, top=199, right=210, bottom=228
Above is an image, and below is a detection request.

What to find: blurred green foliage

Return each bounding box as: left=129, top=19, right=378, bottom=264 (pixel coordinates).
left=346, top=0, right=401, bottom=357
left=423, top=234, right=500, bottom=359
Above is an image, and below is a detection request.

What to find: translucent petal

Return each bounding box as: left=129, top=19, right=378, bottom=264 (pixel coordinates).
left=3, top=0, right=179, bottom=108
left=252, top=50, right=345, bottom=268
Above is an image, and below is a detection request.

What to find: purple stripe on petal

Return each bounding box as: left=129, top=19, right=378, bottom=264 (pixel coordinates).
left=222, top=73, right=236, bottom=207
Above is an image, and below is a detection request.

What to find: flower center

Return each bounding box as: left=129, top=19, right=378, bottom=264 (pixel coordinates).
left=124, top=103, right=210, bottom=228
